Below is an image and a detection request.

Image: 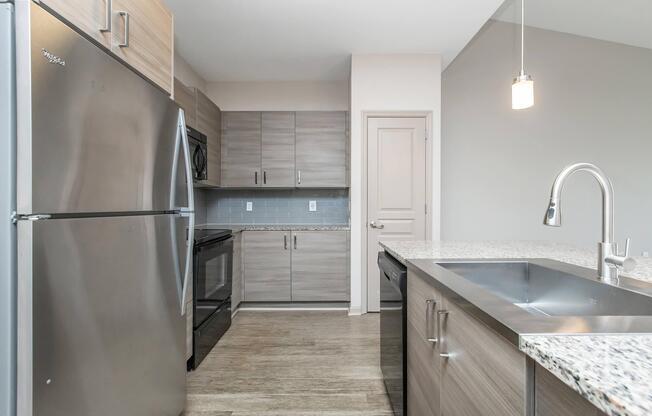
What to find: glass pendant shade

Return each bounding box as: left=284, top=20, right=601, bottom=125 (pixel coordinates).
left=512, top=73, right=534, bottom=110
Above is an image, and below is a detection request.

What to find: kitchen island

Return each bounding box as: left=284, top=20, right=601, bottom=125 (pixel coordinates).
left=381, top=240, right=652, bottom=416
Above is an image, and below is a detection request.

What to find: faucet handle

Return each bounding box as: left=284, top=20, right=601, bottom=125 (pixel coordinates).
left=610, top=238, right=636, bottom=272
left=623, top=238, right=631, bottom=257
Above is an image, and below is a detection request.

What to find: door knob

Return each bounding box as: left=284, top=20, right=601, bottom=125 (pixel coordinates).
left=370, top=220, right=384, bottom=229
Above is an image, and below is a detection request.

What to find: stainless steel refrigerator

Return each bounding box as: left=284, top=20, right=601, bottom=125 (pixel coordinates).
left=6, top=2, right=195, bottom=415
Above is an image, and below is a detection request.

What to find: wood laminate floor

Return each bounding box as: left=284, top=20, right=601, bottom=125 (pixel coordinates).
left=184, top=311, right=394, bottom=416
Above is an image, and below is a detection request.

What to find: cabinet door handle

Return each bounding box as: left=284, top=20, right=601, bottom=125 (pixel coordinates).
left=297, top=170, right=301, bottom=185
left=284, top=234, right=287, bottom=250
left=437, top=310, right=450, bottom=358
left=263, top=171, right=267, bottom=185
left=425, top=299, right=437, bottom=343
left=117, top=11, right=129, bottom=47
left=293, top=235, right=297, bottom=249
left=100, top=0, right=112, bottom=32
left=254, top=171, right=258, bottom=185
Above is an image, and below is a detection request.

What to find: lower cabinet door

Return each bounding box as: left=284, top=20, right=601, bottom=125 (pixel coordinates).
left=243, top=231, right=291, bottom=301
left=440, top=298, right=526, bottom=416
left=406, top=271, right=442, bottom=416
left=290, top=231, right=349, bottom=301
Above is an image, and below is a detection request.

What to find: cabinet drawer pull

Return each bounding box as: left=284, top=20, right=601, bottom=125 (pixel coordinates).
left=100, top=0, right=112, bottom=32
left=297, top=170, right=301, bottom=185
left=284, top=234, right=288, bottom=250
left=293, top=234, right=297, bottom=249
left=263, top=171, right=267, bottom=184
left=117, top=11, right=129, bottom=47
left=437, top=310, right=450, bottom=358
left=425, top=299, right=437, bottom=343
left=254, top=171, right=258, bottom=185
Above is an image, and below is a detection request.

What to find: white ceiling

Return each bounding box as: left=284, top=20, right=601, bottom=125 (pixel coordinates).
left=493, top=0, right=652, bottom=50
left=165, top=0, right=505, bottom=82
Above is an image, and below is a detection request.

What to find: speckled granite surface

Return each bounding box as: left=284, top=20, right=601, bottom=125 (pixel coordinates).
left=380, top=240, right=652, bottom=416
left=380, top=240, right=652, bottom=283
left=521, top=335, right=652, bottom=416
left=196, top=223, right=350, bottom=233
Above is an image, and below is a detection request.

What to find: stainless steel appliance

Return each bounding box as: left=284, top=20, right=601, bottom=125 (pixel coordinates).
left=378, top=252, right=407, bottom=416
left=190, top=229, right=233, bottom=369
left=10, top=2, right=194, bottom=415
left=187, top=126, right=208, bottom=182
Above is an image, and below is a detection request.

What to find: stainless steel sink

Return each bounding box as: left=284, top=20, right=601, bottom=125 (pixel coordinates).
left=437, top=261, right=652, bottom=317
left=406, top=258, right=652, bottom=343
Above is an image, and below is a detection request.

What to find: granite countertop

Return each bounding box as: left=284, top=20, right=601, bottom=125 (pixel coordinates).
left=380, top=240, right=652, bottom=416
left=196, top=223, right=350, bottom=233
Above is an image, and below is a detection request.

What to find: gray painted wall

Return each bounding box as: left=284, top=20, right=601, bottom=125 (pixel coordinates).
left=442, top=20, right=652, bottom=254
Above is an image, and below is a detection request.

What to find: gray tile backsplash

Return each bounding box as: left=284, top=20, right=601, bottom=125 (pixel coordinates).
left=202, top=189, right=349, bottom=225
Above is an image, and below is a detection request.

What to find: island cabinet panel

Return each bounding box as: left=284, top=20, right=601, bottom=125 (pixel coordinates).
left=197, top=90, right=221, bottom=186
left=440, top=296, right=526, bottom=416
left=221, top=112, right=262, bottom=187
left=290, top=231, right=349, bottom=301
left=295, top=111, right=347, bottom=188
left=262, top=112, right=296, bottom=187
left=535, top=364, right=606, bottom=416
left=242, top=231, right=291, bottom=301
left=406, top=271, right=442, bottom=416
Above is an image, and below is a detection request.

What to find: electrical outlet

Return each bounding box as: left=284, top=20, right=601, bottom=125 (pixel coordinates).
left=246, top=201, right=253, bottom=212
left=309, top=200, right=317, bottom=212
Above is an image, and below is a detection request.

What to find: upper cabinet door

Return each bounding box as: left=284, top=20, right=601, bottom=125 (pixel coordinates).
left=221, top=112, right=262, bottom=187
left=173, top=78, right=197, bottom=128
left=110, top=0, right=173, bottom=94
left=40, top=0, right=112, bottom=47
left=197, top=91, right=221, bottom=186
left=262, top=112, right=295, bottom=187
left=295, top=111, right=348, bottom=188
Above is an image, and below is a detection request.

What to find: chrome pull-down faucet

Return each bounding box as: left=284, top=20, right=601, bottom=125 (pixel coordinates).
left=543, top=162, right=636, bottom=282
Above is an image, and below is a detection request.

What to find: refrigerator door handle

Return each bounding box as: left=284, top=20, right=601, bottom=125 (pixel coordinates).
left=180, top=212, right=194, bottom=316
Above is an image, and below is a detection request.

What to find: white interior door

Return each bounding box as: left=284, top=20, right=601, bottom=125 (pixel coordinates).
left=367, top=117, right=427, bottom=312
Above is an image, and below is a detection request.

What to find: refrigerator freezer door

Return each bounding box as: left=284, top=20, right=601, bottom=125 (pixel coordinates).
left=20, top=214, right=189, bottom=416
left=17, top=3, right=186, bottom=215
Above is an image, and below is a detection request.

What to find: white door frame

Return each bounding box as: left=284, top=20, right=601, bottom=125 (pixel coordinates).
left=361, top=111, right=437, bottom=313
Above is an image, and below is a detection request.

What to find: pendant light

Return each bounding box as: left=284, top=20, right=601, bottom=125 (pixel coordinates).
left=512, top=0, right=534, bottom=110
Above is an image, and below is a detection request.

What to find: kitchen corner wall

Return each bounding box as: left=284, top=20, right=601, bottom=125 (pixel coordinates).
left=200, top=189, right=349, bottom=225
left=350, top=54, right=442, bottom=314
left=442, top=20, right=652, bottom=253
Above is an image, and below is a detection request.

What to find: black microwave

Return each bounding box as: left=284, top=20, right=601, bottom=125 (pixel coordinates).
left=187, top=126, right=207, bottom=182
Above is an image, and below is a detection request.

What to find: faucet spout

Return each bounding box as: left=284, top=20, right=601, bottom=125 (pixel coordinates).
left=544, top=162, right=614, bottom=243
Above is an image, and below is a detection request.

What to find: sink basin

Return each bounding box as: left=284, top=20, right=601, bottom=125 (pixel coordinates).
left=437, top=261, right=652, bottom=317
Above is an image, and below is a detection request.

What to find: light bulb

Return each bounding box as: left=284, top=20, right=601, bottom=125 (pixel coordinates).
left=512, top=73, right=534, bottom=110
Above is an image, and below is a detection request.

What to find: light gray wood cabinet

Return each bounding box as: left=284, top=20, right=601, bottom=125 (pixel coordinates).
left=197, top=90, right=221, bottom=186
left=221, top=112, right=262, bottom=187
left=440, top=295, right=526, bottom=416
left=295, top=111, right=347, bottom=188
left=173, top=78, right=197, bottom=128
left=291, top=231, right=349, bottom=301
left=262, top=112, right=295, bottom=187
left=243, top=231, right=291, bottom=301
left=231, top=232, right=242, bottom=311
left=535, top=364, right=606, bottom=416
left=406, top=270, right=442, bottom=416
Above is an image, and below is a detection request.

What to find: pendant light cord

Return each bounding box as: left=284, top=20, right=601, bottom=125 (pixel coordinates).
left=520, top=0, right=525, bottom=75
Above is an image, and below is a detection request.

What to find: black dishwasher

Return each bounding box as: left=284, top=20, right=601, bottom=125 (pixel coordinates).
left=378, top=251, right=407, bottom=416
